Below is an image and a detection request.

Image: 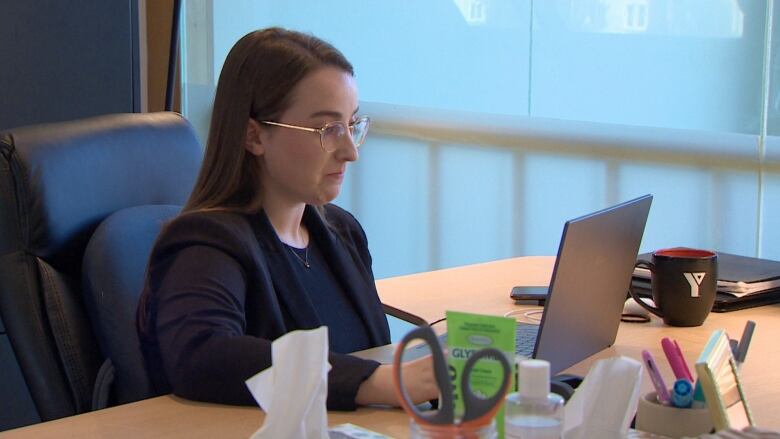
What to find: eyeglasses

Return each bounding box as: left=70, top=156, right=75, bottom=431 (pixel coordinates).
left=259, top=116, right=371, bottom=152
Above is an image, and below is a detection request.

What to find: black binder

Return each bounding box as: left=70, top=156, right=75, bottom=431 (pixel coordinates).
left=632, top=252, right=780, bottom=313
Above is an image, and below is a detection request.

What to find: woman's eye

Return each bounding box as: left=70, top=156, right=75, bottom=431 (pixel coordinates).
left=324, top=124, right=345, bottom=137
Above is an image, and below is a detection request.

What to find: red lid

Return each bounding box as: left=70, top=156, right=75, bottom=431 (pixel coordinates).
left=654, top=247, right=716, bottom=258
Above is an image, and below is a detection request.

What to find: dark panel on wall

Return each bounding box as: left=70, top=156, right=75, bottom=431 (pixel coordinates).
left=0, top=0, right=140, bottom=130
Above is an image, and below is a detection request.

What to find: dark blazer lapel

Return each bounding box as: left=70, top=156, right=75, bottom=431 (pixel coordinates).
left=304, top=206, right=390, bottom=346
left=248, top=211, right=322, bottom=330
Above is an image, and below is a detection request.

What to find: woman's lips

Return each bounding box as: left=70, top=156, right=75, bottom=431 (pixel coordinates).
left=327, top=171, right=345, bottom=182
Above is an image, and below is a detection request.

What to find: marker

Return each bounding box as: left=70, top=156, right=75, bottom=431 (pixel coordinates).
left=692, top=379, right=706, bottom=407
left=661, top=338, right=694, bottom=382
left=642, top=350, right=671, bottom=404
left=671, top=378, right=694, bottom=408
left=735, top=320, right=756, bottom=364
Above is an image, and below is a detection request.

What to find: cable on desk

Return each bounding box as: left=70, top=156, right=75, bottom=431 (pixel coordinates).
left=428, top=317, right=446, bottom=327
left=621, top=313, right=651, bottom=323
left=503, top=307, right=544, bottom=323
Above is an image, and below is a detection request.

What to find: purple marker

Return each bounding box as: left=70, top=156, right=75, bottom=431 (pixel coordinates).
left=642, top=350, right=671, bottom=404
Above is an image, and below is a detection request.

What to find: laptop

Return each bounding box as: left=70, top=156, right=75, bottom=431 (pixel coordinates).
left=354, top=194, right=653, bottom=375
left=523, top=194, right=652, bottom=373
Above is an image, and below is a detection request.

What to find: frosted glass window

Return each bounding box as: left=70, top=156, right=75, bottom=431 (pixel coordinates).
left=769, top=2, right=780, bottom=136
left=618, top=164, right=721, bottom=252
left=713, top=171, right=760, bottom=255
left=761, top=173, right=780, bottom=261
left=522, top=155, right=608, bottom=255
left=531, top=1, right=767, bottom=134
left=438, top=145, right=514, bottom=268
left=187, top=1, right=772, bottom=133
left=208, top=0, right=531, bottom=116
left=337, top=137, right=432, bottom=279
left=181, top=0, right=780, bottom=281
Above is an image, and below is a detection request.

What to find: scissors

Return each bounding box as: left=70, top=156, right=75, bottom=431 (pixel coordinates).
left=392, top=326, right=512, bottom=429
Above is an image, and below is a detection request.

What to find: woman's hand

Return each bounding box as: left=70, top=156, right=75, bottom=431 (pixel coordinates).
left=355, top=355, right=439, bottom=406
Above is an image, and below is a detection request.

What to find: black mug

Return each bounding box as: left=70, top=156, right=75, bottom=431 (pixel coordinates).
left=628, top=248, right=718, bottom=327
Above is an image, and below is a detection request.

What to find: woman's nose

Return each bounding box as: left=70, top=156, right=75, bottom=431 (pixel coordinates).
left=334, top=135, right=359, bottom=162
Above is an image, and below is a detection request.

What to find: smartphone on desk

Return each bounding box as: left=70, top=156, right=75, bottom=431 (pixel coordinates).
left=510, top=286, right=548, bottom=305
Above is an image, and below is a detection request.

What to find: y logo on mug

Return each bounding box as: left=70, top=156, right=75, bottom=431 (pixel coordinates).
left=683, top=272, right=707, bottom=297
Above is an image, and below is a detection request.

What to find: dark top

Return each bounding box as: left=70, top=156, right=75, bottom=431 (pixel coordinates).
left=136, top=204, right=391, bottom=410
left=284, top=240, right=372, bottom=354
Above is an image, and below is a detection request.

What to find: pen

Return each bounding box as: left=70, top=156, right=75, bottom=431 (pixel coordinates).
left=661, top=337, right=694, bottom=382
left=642, top=350, right=671, bottom=404
left=735, top=320, right=756, bottom=364
left=671, top=378, right=694, bottom=408
left=729, top=339, right=738, bottom=357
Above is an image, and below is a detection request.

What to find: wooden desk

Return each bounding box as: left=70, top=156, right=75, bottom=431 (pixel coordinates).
left=376, top=256, right=780, bottom=430
left=3, top=256, right=778, bottom=438
left=0, top=395, right=411, bottom=439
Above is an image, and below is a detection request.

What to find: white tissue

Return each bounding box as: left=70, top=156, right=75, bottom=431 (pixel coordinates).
left=563, top=356, right=643, bottom=439
left=246, top=327, right=331, bottom=439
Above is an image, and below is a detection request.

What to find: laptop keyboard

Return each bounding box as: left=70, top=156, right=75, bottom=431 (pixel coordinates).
left=427, top=323, right=539, bottom=357
left=515, top=323, right=539, bottom=357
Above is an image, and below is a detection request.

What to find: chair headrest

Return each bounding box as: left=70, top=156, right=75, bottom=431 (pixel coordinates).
left=0, top=112, right=202, bottom=267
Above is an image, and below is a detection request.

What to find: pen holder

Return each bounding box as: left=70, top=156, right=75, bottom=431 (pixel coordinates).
left=635, top=391, right=713, bottom=438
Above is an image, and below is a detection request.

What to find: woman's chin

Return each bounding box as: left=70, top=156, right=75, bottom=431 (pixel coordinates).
left=311, top=189, right=340, bottom=205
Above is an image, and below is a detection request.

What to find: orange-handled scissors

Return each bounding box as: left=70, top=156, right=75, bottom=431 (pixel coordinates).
left=392, top=326, right=512, bottom=429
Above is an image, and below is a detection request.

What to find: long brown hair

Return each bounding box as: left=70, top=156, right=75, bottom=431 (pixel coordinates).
left=184, top=28, right=354, bottom=213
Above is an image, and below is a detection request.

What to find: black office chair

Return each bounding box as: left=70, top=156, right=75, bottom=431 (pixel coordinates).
left=0, top=112, right=202, bottom=429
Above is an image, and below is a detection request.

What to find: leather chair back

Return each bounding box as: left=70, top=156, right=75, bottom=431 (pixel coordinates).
left=0, top=112, right=202, bottom=427
left=82, top=204, right=182, bottom=407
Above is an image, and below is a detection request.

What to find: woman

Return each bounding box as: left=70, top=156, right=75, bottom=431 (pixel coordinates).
left=136, top=28, right=437, bottom=410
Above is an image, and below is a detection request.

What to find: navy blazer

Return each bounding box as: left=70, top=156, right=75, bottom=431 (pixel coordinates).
left=136, top=204, right=391, bottom=410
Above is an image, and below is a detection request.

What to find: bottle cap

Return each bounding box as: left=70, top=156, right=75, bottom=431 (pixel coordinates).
left=518, top=358, right=550, bottom=398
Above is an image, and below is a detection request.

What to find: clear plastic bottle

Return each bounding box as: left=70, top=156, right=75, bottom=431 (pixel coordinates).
left=505, top=359, right=565, bottom=439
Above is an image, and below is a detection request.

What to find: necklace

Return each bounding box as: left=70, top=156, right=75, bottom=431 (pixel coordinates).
left=286, top=244, right=310, bottom=268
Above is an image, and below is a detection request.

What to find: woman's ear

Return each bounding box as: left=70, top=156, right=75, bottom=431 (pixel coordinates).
left=244, top=119, right=265, bottom=156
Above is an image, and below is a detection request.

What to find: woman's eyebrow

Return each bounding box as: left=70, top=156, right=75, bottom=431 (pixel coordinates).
left=309, top=108, right=360, bottom=119
left=308, top=110, right=343, bottom=119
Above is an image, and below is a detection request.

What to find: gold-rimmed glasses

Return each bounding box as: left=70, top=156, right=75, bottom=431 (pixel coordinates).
left=259, top=116, right=370, bottom=152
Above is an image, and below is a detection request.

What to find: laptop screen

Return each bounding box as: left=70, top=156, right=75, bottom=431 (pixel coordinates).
left=534, top=194, right=652, bottom=374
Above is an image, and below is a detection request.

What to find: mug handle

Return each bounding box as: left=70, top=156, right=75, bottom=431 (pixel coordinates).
left=628, top=260, right=664, bottom=318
